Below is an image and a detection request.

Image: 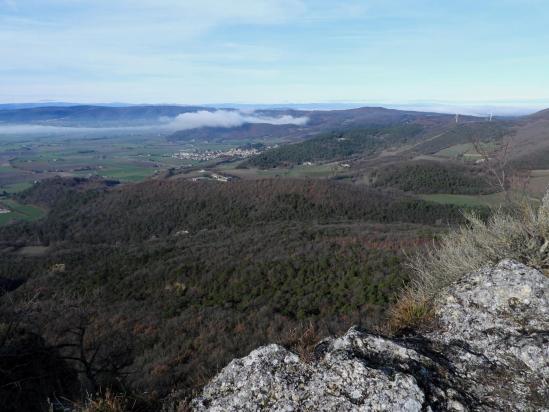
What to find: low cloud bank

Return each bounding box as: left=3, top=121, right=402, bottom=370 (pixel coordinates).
left=165, top=110, right=308, bottom=130
left=0, top=110, right=309, bottom=135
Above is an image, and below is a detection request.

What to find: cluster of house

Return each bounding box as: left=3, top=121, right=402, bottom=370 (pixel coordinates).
left=191, top=171, right=232, bottom=183
left=172, top=147, right=261, bottom=161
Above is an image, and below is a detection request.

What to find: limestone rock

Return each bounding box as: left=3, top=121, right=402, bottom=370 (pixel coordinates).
left=193, top=260, right=549, bottom=411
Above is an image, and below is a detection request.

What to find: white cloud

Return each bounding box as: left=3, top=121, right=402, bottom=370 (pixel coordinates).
left=165, top=110, right=308, bottom=130
left=0, top=110, right=309, bottom=135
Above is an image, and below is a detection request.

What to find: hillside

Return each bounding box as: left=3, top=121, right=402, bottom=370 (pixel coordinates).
left=240, top=120, right=514, bottom=169
left=0, top=177, right=477, bottom=409
left=190, top=184, right=549, bottom=411
left=168, top=106, right=481, bottom=143
left=240, top=125, right=425, bottom=168
left=371, top=160, right=495, bottom=194
left=3, top=177, right=468, bottom=244
left=408, top=121, right=512, bottom=155
left=505, top=109, right=549, bottom=168
left=526, top=107, right=549, bottom=120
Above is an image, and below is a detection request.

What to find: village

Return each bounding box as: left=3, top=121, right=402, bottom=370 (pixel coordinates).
left=172, top=147, right=262, bottom=162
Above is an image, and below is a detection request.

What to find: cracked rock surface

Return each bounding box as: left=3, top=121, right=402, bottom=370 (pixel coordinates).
left=193, top=260, right=548, bottom=411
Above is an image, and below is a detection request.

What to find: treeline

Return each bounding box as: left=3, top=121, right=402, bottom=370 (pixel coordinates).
left=15, top=176, right=119, bottom=208
left=241, top=125, right=424, bottom=168
left=2, top=177, right=469, bottom=245
left=372, top=160, right=495, bottom=194
left=0, top=177, right=485, bottom=410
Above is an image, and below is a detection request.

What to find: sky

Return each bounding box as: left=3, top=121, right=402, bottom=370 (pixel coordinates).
left=1, top=0, right=548, bottom=107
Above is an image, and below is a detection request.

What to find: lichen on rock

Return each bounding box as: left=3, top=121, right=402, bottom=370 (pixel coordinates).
left=193, top=260, right=549, bottom=411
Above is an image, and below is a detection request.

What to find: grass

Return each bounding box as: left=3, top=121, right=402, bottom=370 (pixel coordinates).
left=0, top=199, right=46, bottom=226
left=389, top=190, right=549, bottom=333
left=75, top=390, right=127, bottom=412
left=98, top=165, right=157, bottom=182
left=436, top=143, right=476, bottom=158
left=73, top=389, right=167, bottom=412
left=0, top=181, right=34, bottom=194
left=228, top=163, right=343, bottom=179
left=0, top=165, right=19, bottom=174
left=280, top=322, right=320, bottom=363
left=419, top=192, right=506, bottom=207
left=0, top=131, right=198, bottom=186
left=435, top=141, right=498, bottom=159
left=387, top=291, right=434, bottom=333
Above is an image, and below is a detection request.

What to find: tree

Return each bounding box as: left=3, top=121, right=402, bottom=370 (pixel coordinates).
left=472, top=136, right=531, bottom=204
left=40, top=296, right=134, bottom=395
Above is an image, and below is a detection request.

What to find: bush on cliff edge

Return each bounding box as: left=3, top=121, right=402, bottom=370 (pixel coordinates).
left=389, top=190, right=549, bottom=332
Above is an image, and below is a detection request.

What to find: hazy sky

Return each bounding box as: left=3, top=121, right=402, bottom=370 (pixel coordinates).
left=1, top=0, right=548, bottom=104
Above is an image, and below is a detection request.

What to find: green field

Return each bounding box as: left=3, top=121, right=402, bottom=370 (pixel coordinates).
left=0, top=130, right=237, bottom=189
left=436, top=141, right=497, bottom=160
left=0, top=128, right=293, bottom=194
left=419, top=192, right=506, bottom=207
left=0, top=165, right=15, bottom=172
left=0, top=198, right=46, bottom=226
left=96, top=165, right=158, bottom=182
left=0, top=181, right=34, bottom=194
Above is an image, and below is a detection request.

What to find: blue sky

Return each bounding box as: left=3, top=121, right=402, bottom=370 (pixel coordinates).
left=1, top=0, right=548, bottom=105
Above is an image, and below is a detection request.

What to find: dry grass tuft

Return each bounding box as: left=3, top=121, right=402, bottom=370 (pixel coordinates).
left=77, top=389, right=128, bottom=412
left=283, top=322, right=320, bottom=363
left=385, top=290, right=434, bottom=335
left=389, top=190, right=549, bottom=333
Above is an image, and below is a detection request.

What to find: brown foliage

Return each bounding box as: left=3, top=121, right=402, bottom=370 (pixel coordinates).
left=281, top=322, right=321, bottom=363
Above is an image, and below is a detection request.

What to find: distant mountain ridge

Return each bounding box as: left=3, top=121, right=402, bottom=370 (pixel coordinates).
left=2, top=105, right=549, bottom=168
left=0, top=102, right=134, bottom=110
left=0, top=105, right=211, bottom=126
left=169, top=107, right=481, bottom=143
left=0, top=104, right=478, bottom=128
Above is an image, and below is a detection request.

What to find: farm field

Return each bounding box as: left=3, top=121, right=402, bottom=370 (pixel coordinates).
left=419, top=192, right=507, bottom=207
left=0, top=129, right=239, bottom=188
left=434, top=141, right=497, bottom=160
left=0, top=198, right=46, bottom=226
left=0, top=181, right=34, bottom=194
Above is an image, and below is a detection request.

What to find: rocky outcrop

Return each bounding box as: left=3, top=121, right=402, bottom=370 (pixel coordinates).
left=193, top=260, right=548, bottom=411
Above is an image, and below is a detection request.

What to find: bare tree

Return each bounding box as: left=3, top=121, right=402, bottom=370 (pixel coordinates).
left=472, top=136, right=531, bottom=205
left=38, top=296, right=134, bottom=395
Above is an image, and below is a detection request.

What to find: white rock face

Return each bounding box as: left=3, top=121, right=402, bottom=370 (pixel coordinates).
left=193, top=260, right=549, bottom=411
